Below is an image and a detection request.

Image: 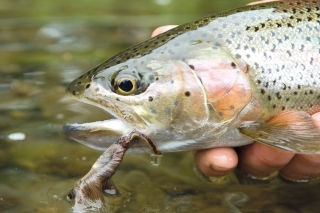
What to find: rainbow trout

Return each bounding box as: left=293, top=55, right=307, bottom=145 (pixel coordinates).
left=64, top=0, right=320, bottom=156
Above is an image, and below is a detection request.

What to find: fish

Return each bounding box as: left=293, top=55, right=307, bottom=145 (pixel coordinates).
left=64, top=0, right=320, bottom=157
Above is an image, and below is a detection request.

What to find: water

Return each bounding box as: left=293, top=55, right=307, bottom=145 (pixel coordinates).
left=1, top=0, right=320, bottom=212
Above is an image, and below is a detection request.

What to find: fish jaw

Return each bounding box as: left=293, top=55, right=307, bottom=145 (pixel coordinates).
left=63, top=119, right=157, bottom=153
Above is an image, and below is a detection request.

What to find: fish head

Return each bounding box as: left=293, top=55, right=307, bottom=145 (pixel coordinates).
left=64, top=39, right=213, bottom=152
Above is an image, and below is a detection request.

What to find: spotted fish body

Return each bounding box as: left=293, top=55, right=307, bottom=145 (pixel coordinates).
left=64, top=0, right=320, bottom=154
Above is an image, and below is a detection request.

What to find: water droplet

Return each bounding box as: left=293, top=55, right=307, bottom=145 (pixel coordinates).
left=150, top=154, right=163, bottom=166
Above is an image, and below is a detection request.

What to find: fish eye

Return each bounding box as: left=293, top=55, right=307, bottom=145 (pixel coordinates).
left=115, top=78, right=137, bottom=95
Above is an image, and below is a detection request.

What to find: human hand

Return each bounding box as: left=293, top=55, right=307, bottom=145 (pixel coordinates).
left=151, top=1, right=320, bottom=182
left=194, top=112, right=320, bottom=182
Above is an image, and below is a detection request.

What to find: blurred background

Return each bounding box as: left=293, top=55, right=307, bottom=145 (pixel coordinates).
left=1, top=0, right=320, bottom=212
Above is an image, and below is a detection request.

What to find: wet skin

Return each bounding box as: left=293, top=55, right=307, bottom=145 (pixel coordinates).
left=150, top=1, right=320, bottom=182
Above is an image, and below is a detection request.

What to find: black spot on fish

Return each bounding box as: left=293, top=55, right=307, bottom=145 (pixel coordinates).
left=185, top=91, right=191, bottom=97
left=72, top=91, right=76, bottom=95
left=294, top=91, right=298, bottom=95
left=77, top=81, right=81, bottom=86
left=267, top=95, right=271, bottom=101
left=257, top=80, right=261, bottom=84
left=261, top=89, right=266, bottom=95
left=116, top=98, right=120, bottom=101
left=272, top=104, right=276, bottom=109
left=189, top=65, right=195, bottom=70
left=226, top=39, right=232, bottom=44
left=231, top=62, right=237, bottom=69
left=148, top=96, right=153, bottom=102
left=86, top=84, right=91, bottom=89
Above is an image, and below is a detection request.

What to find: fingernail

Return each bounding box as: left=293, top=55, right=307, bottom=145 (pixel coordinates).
left=280, top=175, right=320, bottom=183
left=193, top=165, right=231, bottom=185
left=211, top=165, right=231, bottom=172
left=245, top=171, right=278, bottom=181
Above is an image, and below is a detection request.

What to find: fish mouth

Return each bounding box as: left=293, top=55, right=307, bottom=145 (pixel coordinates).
left=63, top=119, right=157, bottom=153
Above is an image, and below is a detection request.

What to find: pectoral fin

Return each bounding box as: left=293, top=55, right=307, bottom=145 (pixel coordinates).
left=238, top=111, right=320, bottom=154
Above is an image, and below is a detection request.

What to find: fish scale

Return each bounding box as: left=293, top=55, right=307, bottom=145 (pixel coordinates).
left=193, top=0, right=320, bottom=118
left=65, top=0, right=320, bottom=156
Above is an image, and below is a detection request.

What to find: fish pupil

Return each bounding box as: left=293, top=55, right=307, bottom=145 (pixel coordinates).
left=119, top=80, right=133, bottom=92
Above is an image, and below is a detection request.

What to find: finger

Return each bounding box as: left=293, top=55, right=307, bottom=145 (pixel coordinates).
left=151, top=25, right=178, bottom=37
left=237, top=143, right=295, bottom=179
left=194, top=147, right=238, bottom=177
left=278, top=112, right=320, bottom=181
left=279, top=154, right=320, bottom=182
